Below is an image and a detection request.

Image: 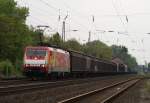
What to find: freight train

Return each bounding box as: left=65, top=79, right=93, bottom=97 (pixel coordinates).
left=23, top=46, right=128, bottom=78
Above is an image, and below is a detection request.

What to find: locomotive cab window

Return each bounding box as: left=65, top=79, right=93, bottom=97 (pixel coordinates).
left=26, top=49, right=47, bottom=57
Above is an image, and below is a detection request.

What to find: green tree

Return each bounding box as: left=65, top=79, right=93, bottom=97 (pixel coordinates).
left=64, top=39, right=83, bottom=51
left=47, top=32, right=63, bottom=47
left=111, top=45, right=137, bottom=69
left=0, top=60, right=14, bottom=77
left=148, top=63, right=150, bottom=68
left=83, top=40, right=112, bottom=60
left=0, top=0, right=35, bottom=63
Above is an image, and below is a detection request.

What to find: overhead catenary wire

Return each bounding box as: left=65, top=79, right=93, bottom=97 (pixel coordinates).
left=18, top=1, right=150, bottom=38
left=39, top=0, right=59, bottom=12
left=21, top=0, right=148, bottom=36
left=111, top=0, right=127, bottom=32
left=113, top=0, right=149, bottom=63
left=48, top=0, right=91, bottom=30
left=23, top=0, right=89, bottom=40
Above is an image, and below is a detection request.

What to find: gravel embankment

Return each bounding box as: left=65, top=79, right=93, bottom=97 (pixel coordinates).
left=0, top=75, right=136, bottom=103
left=111, top=79, right=150, bottom=103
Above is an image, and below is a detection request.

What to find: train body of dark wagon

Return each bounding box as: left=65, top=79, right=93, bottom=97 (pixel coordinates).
left=23, top=46, right=130, bottom=79
left=70, top=51, right=118, bottom=76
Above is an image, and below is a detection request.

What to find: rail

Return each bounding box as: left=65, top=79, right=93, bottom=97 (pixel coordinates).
left=58, top=78, right=142, bottom=103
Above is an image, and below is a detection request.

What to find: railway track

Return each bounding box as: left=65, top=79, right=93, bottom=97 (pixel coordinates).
left=0, top=75, right=137, bottom=96
left=0, top=79, right=32, bottom=86
left=58, top=78, right=142, bottom=103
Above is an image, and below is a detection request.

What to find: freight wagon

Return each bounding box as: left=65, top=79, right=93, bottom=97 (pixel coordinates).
left=69, top=51, right=118, bottom=77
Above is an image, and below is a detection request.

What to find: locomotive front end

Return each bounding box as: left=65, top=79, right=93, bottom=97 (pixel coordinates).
left=23, top=47, right=48, bottom=77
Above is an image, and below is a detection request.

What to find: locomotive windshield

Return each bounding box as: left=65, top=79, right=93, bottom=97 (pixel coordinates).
left=26, top=49, right=46, bottom=57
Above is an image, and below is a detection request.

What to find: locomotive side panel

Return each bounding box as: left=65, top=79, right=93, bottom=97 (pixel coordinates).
left=47, top=47, right=70, bottom=73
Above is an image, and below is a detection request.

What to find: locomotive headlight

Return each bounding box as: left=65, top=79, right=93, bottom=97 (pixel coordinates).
left=25, top=64, right=30, bottom=67
left=40, top=64, right=45, bottom=67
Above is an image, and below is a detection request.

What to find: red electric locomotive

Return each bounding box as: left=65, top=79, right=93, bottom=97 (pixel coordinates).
left=23, top=46, right=70, bottom=78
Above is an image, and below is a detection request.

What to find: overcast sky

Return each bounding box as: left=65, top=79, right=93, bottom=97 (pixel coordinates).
left=15, top=0, right=150, bottom=65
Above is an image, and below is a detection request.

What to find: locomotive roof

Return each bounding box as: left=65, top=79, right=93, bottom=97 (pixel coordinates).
left=25, top=46, right=69, bottom=54
left=48, top=47, right=69, bottom=54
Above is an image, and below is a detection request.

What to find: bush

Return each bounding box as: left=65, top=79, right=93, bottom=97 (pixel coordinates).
left=0, top=60, right=14, bottom=77
left=14, top=59, right=23, bottom=76
left=145, top=80, right=150, bottom=93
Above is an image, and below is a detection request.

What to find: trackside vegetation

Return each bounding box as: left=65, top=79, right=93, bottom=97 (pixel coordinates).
left=0, top=0, right=137, bottom=78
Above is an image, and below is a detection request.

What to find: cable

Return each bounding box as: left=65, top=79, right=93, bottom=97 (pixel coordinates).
left=20, top=0, right=60, bottom=30
left=111, top=0, right=127, bottom=32
left=39, top=0, right=59, bottom=12
left=47, top=0, right=90, bottom=31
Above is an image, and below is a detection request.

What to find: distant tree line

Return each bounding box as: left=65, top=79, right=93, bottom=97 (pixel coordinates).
left=42, top=32, right=112, bottom=60
left=111, top=45, right=137, bottom=70
left=0, top=0, right=137, bottom=77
